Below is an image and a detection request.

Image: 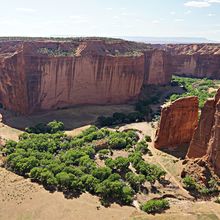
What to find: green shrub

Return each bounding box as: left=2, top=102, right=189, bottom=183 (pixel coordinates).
left=141, top=199, right=170, bottom=214
left=183, top=176, right=198, bottom=191
left=98, top=149, right=110, bottom=160
left=125, top=172, right=145, bottom=192
left=136, top=141, right=149, bottom=154
left=145, top=135, right=152, bottom=142
left=215, top=197, right=220, bottom=204
left=105, top=157, right=130, bottom=173
left=25, top=120, right=64, bottom=134
left=47, top=120, right=64, bottom=133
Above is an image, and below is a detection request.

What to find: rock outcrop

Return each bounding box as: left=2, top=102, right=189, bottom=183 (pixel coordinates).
left=154, top=97, right=199, bottom=149
left=187, top=89, right=220, bottom=175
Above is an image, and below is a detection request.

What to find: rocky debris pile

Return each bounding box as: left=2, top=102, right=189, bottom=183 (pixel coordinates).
left=181, top=158, right=218, bottom=187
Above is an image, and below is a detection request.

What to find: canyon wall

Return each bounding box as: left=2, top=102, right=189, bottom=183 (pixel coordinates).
left=154, top=97, right=198, bottom=149
left=187, top=89, right=220, bottom=176
left=167, top=44, right=220, bottom=79
left=1, top=39, right=220, bottom=114
left=0, top=40, right=171, bottom=114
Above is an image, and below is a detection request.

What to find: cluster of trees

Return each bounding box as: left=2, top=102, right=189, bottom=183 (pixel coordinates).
left=37, top=48, right=76, bottom=57
left=141, top=199, right=170, bottom=214
left=4, top=123, right=166, bottom=205
left=129, top=152, right=166, bottom=184
left=170, top=76, right=217, bottom=108
left=183, top=176, right=219, bottom=197
left=96, top=112, right=145, bottom=127
left=25, top=120, right=64, bottom=134
left=135, top=96, right=159, bottom=116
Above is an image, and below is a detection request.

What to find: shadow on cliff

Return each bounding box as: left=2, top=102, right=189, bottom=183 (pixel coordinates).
left=159, top=144, right=190, bottom=159
left=0, top=104, right=135, bottom=131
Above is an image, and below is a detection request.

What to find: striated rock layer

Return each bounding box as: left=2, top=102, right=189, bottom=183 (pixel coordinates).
left=167, top=44, right=220, bottom=79
left=187, top=89, right=220, bottom=176
left=1, top=39, right=220, bottom=114
left=0, top=39, right=171, bottom=114
left=154, top=97, right=199, bottom=149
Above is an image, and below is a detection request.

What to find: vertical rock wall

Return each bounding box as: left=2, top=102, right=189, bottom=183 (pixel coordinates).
left=187, top=89, right=220, bottom=176
left=154, top=97, right=199, bottom=149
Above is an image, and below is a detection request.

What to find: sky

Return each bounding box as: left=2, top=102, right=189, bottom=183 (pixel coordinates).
left=0, top=0, right=220, bottom=41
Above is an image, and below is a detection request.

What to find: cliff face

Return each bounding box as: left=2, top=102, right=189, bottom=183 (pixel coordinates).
left=0, top=40, right=171, bottom=114
left=0, top=50, right=28, bottom=114
left=154, top=97, right=198, bottom=149
left=168, top=44, right=220, bottom=79
left=187, top=89, right=220, bottom=176
left=144, top=50, right=172, bottom=85
left=27, top=54, right=145, bottom=112
left=1, top=40, right=220, bottom=114
left=187, top=99, right=216, bottom=158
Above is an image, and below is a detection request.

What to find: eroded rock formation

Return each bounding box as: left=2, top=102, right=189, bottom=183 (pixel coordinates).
left=187, top=89, right=220, bottom=175
left=154, top=97, right=199, bottom=149
left=0, top=39, right=172, bottom=114
left=0, top=38, right=220, bottom=114
left=167, top=44, right=220, bottom=79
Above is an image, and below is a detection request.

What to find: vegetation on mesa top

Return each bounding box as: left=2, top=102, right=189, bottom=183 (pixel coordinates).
left=169, top=76, right=219, bottom=108
left=2, top=121, right=166, bottom=207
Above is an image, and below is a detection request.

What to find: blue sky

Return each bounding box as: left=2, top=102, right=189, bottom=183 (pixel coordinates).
left=0, top=0, right=220, bottom=40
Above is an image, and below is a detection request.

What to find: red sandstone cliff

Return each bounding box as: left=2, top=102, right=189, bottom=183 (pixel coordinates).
left=167, top=44, right=220, bottom=79
left=154, top=97, right=199, bottom=149
left=0, top=39, right=171, bottom=114
left=1, top=39, right=220, bottom=114
left=187, top=89, right=220, bottom=176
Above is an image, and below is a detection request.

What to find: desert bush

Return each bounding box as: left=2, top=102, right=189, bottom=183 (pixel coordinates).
left=215, top=197, right=220, bottom=204
left=145, top=135, right=152, bottom=142
left=25, top=120, right=64, bottom=134
left=183, top=176, right=198, bottom=190
left=141, top=199, right=170, bottom=214
left=135, top=141, right=149, bottom=154
left=105, top=157, right=130, bottom=173
left=98, top=149, right=110, bottom=160
left=125, top=172, right=145, bottom=192
left=95, top=179, right=134, bottom=205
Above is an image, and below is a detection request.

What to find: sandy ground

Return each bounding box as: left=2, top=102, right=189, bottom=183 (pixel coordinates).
left=0, top=167, right=136, bottom=220
left=1, top=166, right=220, bottom=220
left=1, top=104, right=135, bottom=130
left=0, top=123, right=22, bottom=141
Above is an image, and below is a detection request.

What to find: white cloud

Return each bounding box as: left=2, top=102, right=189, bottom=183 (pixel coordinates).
left=184, top=0, right=220, bottom=8
left=16, top=7, right=36, bottom=12
left=175, top=18, right=185, bottom=22
left=185, top=10, right=192, bottom=14
left=170, top=11, right=176, bottom=15
left=152, top=20, right=160, bottom=24
left=113, top=15, right=120, bottom=19
left=208, top=13, right=216, bottom=16
left=69, top=15, right=88, bottom=24
left=207, top=0, right=220, bottom=3
left=106, top=7, right=113, bottom=11
left=184, top=1, right=210, bottom=7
